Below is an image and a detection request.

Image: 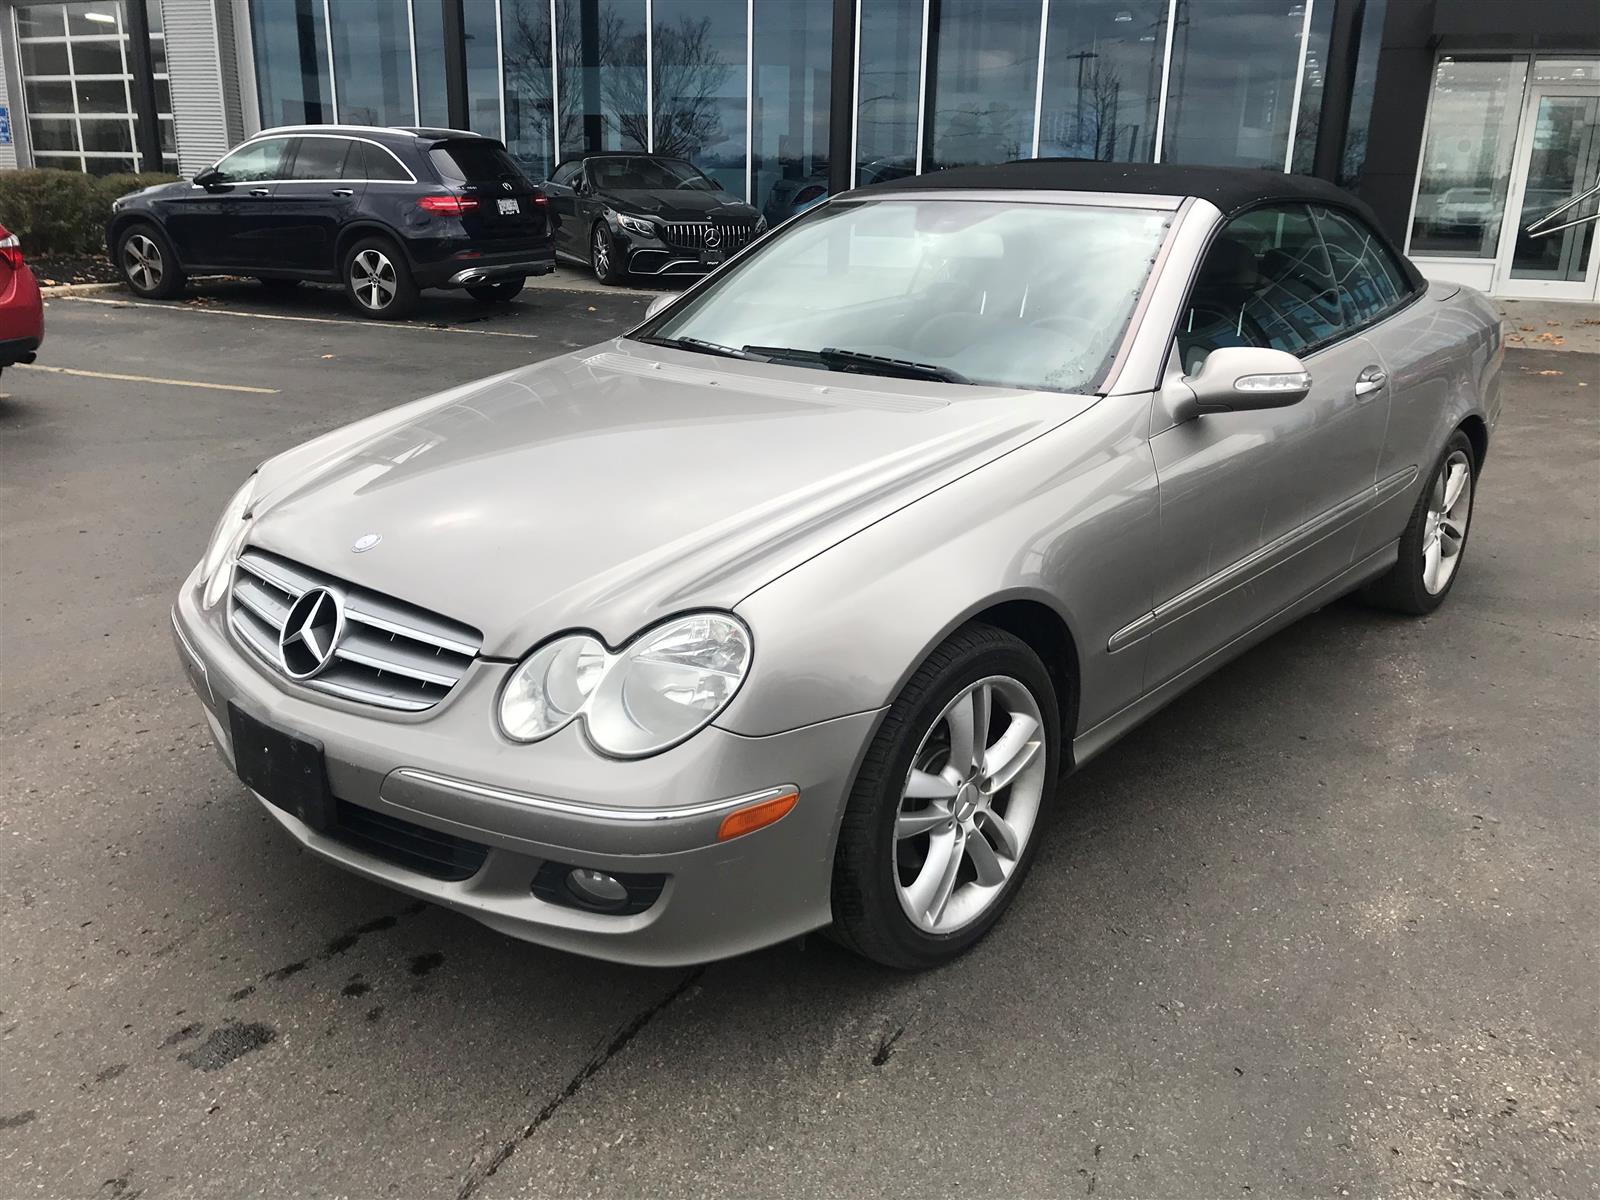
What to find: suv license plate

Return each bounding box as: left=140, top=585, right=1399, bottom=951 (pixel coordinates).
left=497, top=197, right=521, bottom=215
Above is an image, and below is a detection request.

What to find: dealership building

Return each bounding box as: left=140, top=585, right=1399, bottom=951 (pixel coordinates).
left=0, top=0, right=1595, bottom=300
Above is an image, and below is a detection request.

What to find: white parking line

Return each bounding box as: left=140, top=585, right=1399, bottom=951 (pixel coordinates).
left=14, top=363, right=280, bottom=394
left=61, top=295, right=552, bottom=339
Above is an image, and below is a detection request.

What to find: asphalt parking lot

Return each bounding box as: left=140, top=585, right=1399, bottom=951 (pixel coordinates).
left=2, top=281, right=1596, bottom=1200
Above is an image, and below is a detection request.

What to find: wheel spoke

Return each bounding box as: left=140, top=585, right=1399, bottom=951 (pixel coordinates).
left=983, top=713, right=1040, bottom=790
left=1423, top=535, right=1443, bottom=591
left=1442, top=463, right=1468, bottom=513
left=905, top=768, right=957, bottom=800
left=896, top=806, right=951, bottom=840
left=979, top=808, right=1022, bottom=859
left=904, top=827, right=962, bottom=924
left=963, top=825, right=1005, bottom=886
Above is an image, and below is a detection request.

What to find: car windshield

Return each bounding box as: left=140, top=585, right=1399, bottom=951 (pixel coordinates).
left=590, top=156, right=715, bottom=191
left=643, top=199, right=1172, bottom=394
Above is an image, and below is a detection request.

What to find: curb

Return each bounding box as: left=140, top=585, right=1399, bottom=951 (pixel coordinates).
left=40, top=280, right=125, bottom=297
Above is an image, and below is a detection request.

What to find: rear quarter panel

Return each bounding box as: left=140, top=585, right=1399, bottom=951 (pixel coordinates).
left=1360, top=283, right=1502, bottom=548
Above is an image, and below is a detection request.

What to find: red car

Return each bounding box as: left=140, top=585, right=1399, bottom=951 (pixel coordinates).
left=0, top=223, right=44, bottom=377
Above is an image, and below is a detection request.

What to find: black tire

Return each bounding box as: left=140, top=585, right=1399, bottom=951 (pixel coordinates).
left=831, top=624, right=1061, bottom=970
left=1362, top=429, right=1478, bottom=614
left=342, top=236, right=418, bottom=320
left=255, top=276, right=301, bottom=292
left=591, top=223, right=624, bottom=285
left=114, top=222, right=185, bottom=299
left=466, top=278, right=526, bottom=304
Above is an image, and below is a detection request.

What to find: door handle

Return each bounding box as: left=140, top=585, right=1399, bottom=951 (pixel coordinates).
left=331, top=188, right=355, bottom=196
left=249, top=187, right=270, bottom=196
left=1353, top=366, right=1387, bottom=399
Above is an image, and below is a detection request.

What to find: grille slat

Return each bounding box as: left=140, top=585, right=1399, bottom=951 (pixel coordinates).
left=227, top=548, right=482, bottom=713
left=660, top=221, right=755, bottom=253
left=330, top=800, right=488, bottom=882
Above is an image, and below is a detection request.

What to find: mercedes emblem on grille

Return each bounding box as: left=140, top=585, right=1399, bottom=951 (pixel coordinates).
left=278, top=587, right=343, bottom=680
left=704, top=226, right=722, bottom=248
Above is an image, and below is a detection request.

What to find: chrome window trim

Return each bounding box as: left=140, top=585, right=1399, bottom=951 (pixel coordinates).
left=195, top=133, right=418, bottom=187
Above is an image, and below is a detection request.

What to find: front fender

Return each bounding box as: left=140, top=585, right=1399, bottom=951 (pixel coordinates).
left=718, top=392, right=1162, bottom=738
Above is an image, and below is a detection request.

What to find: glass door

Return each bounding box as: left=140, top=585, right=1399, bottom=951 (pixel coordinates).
left=1494, top=83, right=1600, bottom=300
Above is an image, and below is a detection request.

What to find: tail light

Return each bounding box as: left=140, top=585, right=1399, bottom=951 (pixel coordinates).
left=417, top=194, right=480, bottom=216
left=530, top=190, right=548, bottom=207
left=0, top=232, right=23, bottom=271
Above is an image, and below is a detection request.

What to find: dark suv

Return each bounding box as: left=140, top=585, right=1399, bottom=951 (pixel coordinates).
left=107, top=126, right=556, bottom=319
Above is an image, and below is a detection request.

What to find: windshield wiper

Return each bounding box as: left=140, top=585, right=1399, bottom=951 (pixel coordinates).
left=640, top=335, right=754, bottom=361
left=743, top=345, right=969, bottom=385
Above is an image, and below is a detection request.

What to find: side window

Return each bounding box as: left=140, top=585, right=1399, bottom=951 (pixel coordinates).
left=287, top=137, right=353, bottom=181
left=551, top=160, right=581, bottom=187
left=213, top=138, right=290, bottom=184
left=358, top=142, right=411, bottom=182
left=1178, top=204, right=1345, bottom=372
left=1312, top=206, right=1411, bottom=326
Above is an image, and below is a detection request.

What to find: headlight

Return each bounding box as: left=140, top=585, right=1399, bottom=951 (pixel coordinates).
left=499, top=613, right=752, bottom=758
left=615, top=212, right=656, bottom=238
left=199, top=477, right=255, bottom=609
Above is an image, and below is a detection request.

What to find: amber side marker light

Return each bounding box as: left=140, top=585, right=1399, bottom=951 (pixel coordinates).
left=717, top=790, right=799, bottom=842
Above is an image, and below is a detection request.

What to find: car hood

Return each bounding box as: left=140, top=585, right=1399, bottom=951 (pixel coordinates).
left=599, top=189, right=759, bottom=223
left=247, top=341, right=1091, bottom=656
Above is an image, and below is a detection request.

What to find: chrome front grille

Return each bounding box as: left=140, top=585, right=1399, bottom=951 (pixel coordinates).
left=228, top=548, right=482, bottom=712
left=660, top=221, right=756, bottom=252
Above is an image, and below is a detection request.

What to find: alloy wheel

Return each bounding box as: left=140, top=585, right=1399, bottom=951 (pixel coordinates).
left=352, top=249, right=397, bottom=311
left=592, top=229, right=610, bottom=279
left=1422, top=449, right=1472, bottom=595
left=123, top=234, right=163, bottom=290
left=894, top=675, right=1048, bottom=934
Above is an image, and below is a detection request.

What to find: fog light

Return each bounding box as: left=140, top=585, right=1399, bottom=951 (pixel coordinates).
left=566, top=868, right=630, bottom=911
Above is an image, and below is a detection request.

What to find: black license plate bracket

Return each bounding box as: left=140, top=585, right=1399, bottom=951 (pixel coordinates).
left=228, top=703, right=335, bottom=833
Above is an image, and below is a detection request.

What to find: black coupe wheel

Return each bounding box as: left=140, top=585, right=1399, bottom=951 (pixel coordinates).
left=831, top=624, right=1061, bottom=970
left=115, top=224, right=185, bottom=299
left=466, top=278, right=526, bottom=304
left=591, top=224, right=624, bottom=285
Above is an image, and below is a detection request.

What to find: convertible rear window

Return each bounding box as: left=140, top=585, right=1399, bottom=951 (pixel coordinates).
left=644, top=199, right=1171, bottom=394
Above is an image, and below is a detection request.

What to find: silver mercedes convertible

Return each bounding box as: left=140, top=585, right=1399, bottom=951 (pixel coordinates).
left=172, top=161, right=1502, bottom=969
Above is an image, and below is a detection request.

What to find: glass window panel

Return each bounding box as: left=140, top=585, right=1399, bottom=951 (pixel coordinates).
left=75, top=77, right=129, bottom=112
left=15, top=5, right=68, bottom=37
left=1408, top=56, right=1528, bottom=259
left=155, top=77, right=171, bottom=113
left=214, top=136, right=292, bottom=183
left=68, top=39, right=124, bottom=74
left=752, top=0, right=830, bottom=223
left=160, top=115, right=175, bottom=153
left=1162, top=0, right=1306, bottom=168
left=1313, top=205, right=1408, bottom=322
left=1338, top=0, right=1386, bottom=188
left=250, top=0, right=334, bottom=126
left=79, top=116, right=133, bottom=152
left=1039, top=0, right=1165, bottom=162
left=20, top=41, right=72, bottom=75
left=556, top=0, right=647, bottom=157
left=855, top=0, right=919, bottom=184
left=465, top=0, right=502, bottom=135
left=68, top=3, right=123, bottom=35
left=1530, top=57, right=1600, bottom=86
left=502, top=0, right=555, bottom=178
left=24, top=79, right=76, bottom=114
left=30, top=117, right=82, bottom=152
left=144, top=0, right=162, bottom=33
left=413, top=0, right=451, bottom=126
left=150, top=32, right=166, bottom=74
left=1508, top=94, right=1599, bottom=284
left=84, top=155, right=138, bottom=175
left=359, top=140, right=413, bottom=180
left=290, top=135, right=355, bottom=178
left=1289, top=0, right=1335, bottom=174
left=329, top=0, right=413, bottom=125
left=652, top=0, right=746, bottom=196
left=924, top=0, right=1038, bottom=172
left=1180, top=204, right=1343, bottom=366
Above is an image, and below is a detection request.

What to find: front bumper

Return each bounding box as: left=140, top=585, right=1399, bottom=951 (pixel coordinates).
left=171, top=572, right=879, bottom=966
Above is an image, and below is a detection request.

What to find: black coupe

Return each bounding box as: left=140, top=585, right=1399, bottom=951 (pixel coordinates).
left=542, top=153, right=766, bottom=284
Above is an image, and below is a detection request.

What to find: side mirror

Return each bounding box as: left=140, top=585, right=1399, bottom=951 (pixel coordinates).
left=1173, top=346, right=1311, bottom=422
left=644, top=293, right=673, bottom=321
left=193, top=166, right=225, bottom=190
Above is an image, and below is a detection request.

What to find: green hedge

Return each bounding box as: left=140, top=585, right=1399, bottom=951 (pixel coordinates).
left=0, top=169, right=180, bottom=257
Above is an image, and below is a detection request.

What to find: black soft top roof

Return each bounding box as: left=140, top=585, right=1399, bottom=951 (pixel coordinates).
left=846, top=158, right=1424, bottom=290
left=850, top=159, right=1358, bottom=216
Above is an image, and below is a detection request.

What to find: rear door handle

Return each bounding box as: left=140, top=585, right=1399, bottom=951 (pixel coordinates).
left=249, top=187, right=270, bottom=196
left=331, top=188, right=355, bottom=196
left=1353, top=366, right=1387, bottom=398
